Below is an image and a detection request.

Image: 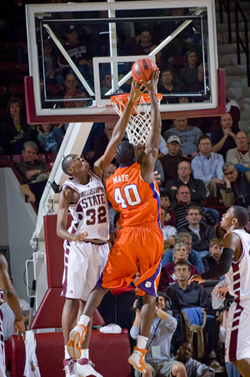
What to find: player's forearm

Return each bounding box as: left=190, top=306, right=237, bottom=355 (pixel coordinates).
left=56, top=226, right=75, bottom=242
left=4, top=288, right=23, bottom=321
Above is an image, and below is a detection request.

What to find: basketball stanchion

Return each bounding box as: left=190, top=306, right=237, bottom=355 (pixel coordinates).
left=111, top=93, right=162, bottom=146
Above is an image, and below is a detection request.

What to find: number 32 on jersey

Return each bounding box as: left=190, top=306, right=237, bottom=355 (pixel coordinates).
left=114, top=184, right=142, bottom=208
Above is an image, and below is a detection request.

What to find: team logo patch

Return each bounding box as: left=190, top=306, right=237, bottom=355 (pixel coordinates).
left=145, top=281, right=152, bottom=288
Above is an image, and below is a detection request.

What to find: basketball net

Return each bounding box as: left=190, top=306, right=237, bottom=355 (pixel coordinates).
left=111, top=93, right=162, bottom=146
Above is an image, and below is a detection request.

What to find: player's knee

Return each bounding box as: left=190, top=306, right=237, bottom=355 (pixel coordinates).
left=65, top=298, right=79, bottom=310
left=172, top=361, right=187, bottom=376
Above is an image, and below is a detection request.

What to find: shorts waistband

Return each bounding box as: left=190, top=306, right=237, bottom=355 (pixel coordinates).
left=83, top=239, right=108, bottom=245
left=122, top=222, right=159, bottom=229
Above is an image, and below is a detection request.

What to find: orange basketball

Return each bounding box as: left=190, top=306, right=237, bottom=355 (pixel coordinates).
left=131, top=58, right=158, bottom=83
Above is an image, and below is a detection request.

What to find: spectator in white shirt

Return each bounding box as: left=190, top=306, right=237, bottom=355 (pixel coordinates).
left=191, top=135, right=224, bottom=197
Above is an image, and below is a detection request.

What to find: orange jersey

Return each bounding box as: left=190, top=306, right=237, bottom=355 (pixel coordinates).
left=106, top=162, right=161, bottom=228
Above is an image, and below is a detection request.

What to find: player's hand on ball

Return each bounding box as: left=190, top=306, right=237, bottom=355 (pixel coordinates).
left=73, top=230, right=89, bottom=242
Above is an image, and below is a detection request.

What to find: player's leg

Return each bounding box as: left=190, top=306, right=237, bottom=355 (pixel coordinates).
left=62, top=298, right=79, bottom=377
left=232, top=359, right=250, bottom=377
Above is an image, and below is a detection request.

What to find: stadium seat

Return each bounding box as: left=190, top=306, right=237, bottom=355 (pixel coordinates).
left=11, top=154, right=22, bottom=164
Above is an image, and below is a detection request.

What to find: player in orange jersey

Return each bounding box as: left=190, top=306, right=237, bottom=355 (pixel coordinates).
left=67, top=70, right=163, bottom=375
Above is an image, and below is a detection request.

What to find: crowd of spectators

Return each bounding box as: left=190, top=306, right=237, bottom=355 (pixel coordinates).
left=0, top=2, right=249, bottom=376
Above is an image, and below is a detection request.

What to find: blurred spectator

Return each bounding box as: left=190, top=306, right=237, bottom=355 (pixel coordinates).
left=226, top=131, right=250, bottom=172
left=15, top=141, right=48, bottom=184
left=174, top=342, right=214, bottom=377
left=220, top=162, right=250, bottom=209
left=130, top=293, right=186, bottom=377
left=191, top=135, right=224, bottom=197
left=156, top=8, right=200, bottom=59
left=180, top=50, right=199, bottom=86
left=132, top=29, right=162, bottom=64
left=101, top=73, right=112, bottom=98
left=162, top=232, right=204, bottom=274
left=93, top=121, right=116, bottom=162
left=37, top=123, right=64, bottom=153
left=57, top=24, right=95, bottom=79
left=160, top=206, right=177, bottom=253
left=178, top=206, right=216, bottom=257
left=82, top=123, right=106, bottom=163
left=134, top=143, right=164, bottom=187
left=204, top=98, right=240, bottom=133
left=164, top=118, right=203, bottom=160
left=160, top=190, right=176, bottom=227
left=189, top=63, right=210, bottom=103
left=39, top=39, right=64, bottom=85
left=165, top=160, right=206, bottom=207
left=211, top=113, right=239, bottom=158
left=1, top=97, right=30, bottom=155
left=166, top=261, right=217, bottom=358
left=202, top=238, right=223, bottom=273
left=158, top=67, right=183, bottom=104
left=159, top=242, right=199, bottom=292
left=159, top=135, right=189, bottom=185
left=59, top=72, right=78, bottom=99
left=64, top=89, right=89, bottom=108
left=173, top=186, right=216, bottom=231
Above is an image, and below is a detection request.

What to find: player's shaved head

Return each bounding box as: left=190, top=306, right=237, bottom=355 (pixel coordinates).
left=115, top=141, right=135, bottom=166
left=62, top=154, right=77, bottom=175
left=231, top=206, right=249, bottom=227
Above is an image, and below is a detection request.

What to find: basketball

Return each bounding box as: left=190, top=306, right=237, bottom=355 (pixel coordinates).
left=131, top=58, right=158, bottom=83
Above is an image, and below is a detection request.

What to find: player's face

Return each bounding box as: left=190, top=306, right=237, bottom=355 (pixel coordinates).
left=22, top=146, right=37, bottom=163
left=221, top=207, right=236, bottom=230
left=167, top=141, right=180, bottom=156
left=68, top=155, right=90, bottom=176
left=198, top=138, right=212, bottom=155
left=209, top=244, right=222, bottom=261
left=173, top=118, right=188, bottom=131
left=177, top=343, right=193, bottom=363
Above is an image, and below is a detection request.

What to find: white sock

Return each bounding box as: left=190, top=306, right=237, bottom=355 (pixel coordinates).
left=136, top=335, right=148, bottom=350
left=65, top=345, right=71, bottom=359
left=80, top=349, right=89, bottom=359
left=78, top=314, right=90, bottom=327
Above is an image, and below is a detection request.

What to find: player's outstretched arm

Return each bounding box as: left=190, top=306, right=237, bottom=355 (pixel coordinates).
left=140, top=69, right=161, bottom=182
left=93, top=81, right=145, bottom=177
left=0, top=255, right=25, bottom=339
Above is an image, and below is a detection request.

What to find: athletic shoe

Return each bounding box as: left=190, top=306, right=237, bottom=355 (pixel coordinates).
left=77, top=358, right=103, bottom=377
left=63, top=358, right=79, bottom=377
left=67, top=324, right=87, bottom=360
left=127, top=346, right=147, bottom=374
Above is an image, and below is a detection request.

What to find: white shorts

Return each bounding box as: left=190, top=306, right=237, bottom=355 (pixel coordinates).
left=0, top=315, right=5, bottom=377
left=62, top=240, right=109, bottom=301
left=225, top=301, right=250, bottom=362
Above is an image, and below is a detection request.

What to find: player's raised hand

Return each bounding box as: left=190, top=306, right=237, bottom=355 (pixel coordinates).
left=141, top=69, right=160, bottom=95
left=188, top=274, right=205, bottom=285
left=129, top=80, right=146, bottom=104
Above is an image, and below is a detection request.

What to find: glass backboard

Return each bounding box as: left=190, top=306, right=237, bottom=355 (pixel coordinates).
left=25, top=0, right=225, bottom=123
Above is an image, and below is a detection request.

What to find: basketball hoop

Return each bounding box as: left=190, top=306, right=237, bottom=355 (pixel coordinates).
left=111, top=93, right=162, bottom=146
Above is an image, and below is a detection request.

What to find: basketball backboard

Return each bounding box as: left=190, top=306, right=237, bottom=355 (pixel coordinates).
left=25, top=0, right=225, bottom=123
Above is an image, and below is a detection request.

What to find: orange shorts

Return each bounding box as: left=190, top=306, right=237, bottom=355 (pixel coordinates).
left=97, top=224, right=163, bottom=296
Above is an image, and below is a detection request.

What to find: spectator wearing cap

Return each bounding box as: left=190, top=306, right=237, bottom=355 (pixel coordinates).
left=164, top=118, right=203, bottom=160
left=159, top=135, right=189, bottom=186
left=191, top=135, right=224, bottom=197
left=57, top=24, right=95, bottom=79
left=165, top=160, right=206, bottom=208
